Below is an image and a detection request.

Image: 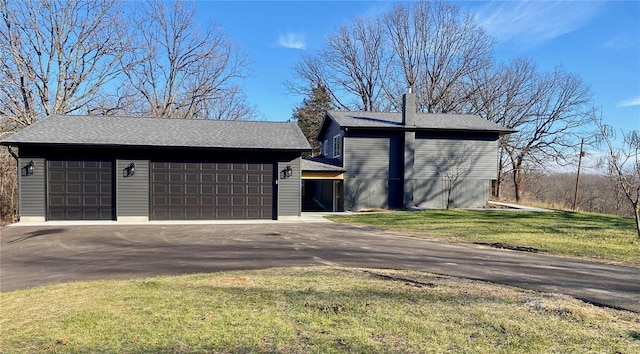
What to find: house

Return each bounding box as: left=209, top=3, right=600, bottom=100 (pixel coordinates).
left=0, top=115, right=310, bottom=221
left=304, top=93, right=514, bottom=211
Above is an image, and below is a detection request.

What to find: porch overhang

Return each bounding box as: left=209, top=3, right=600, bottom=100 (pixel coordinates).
left=301, top=158, right=345, bottom=180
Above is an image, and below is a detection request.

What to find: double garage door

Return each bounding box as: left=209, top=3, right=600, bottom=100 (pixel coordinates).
left=150, top=162, right=273, bottom=220
left=46, top=159, right=274, bottom=220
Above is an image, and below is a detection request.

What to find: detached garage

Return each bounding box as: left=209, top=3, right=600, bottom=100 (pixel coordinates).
left=1, top=115, right=310, bottom=222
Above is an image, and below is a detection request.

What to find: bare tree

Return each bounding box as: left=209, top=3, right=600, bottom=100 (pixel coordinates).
left=467, top=58, right=539, bottom=198
left=291, top=16, right=391, bottom=111
left=593, top=114, right=640, bottom=238
left=468, top=58, right=592, bottom=202
left=0, top=0, right=128, bottom=223
left=291, top=1, right=493, bottom=114
left=0, top=0, right=128, bottom=129
left=384, top=1, right=494, bottom=113
left=506, top=68, right=591, bottom=201
left=123, top=1, right=253, bottom=120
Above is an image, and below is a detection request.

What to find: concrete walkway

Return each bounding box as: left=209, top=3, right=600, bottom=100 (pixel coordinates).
left=487, top=201, right=555, bottom=212
left=5, top=212, right=337, bottom=227
left=1, top=222, right=638, bottom=313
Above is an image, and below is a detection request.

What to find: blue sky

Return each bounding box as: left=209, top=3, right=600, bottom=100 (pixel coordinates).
left=196, top=0, right=640, bottom=135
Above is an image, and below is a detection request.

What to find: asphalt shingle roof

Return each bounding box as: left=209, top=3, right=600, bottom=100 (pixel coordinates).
left=326, top=110, right=514, bottom=133
left=301, top=158, right=345, bottom=172
left=1, top=115, right=311, bottom=151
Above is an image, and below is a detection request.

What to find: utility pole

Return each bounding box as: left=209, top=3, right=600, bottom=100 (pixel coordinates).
left=573, top=138, right=585, bottom=211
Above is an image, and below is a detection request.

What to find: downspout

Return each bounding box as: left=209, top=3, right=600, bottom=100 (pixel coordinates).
left=7, top=145, right=19, bottom=221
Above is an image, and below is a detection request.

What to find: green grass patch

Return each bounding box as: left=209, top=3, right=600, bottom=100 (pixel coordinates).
left=1, top=267, right=638, bottom=353
left=328, top=210, right=640, bottom=266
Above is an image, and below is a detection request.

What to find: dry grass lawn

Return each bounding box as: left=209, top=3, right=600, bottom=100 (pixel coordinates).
left=1, top=267, right=639, bottom=353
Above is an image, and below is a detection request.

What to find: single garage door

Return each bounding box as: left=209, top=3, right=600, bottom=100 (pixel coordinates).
left=47, top=160, right=114, bottom=220
left=150, top=162, right=273, bottom=220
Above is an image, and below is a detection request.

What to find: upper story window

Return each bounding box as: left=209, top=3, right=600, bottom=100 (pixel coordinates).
left=323, top=139, right=328, bottom=156
left=332, top=135, right=342, bottom=158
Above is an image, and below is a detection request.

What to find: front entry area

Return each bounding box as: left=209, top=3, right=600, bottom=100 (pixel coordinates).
left=302, top=180, right=343, bottom=212
left=301, top=159, right=345, bottom=212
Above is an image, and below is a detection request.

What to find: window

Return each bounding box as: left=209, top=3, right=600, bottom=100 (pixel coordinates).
left=332, top=135, right=342, bottom=158
left=323, top=140, right=328, bottom=156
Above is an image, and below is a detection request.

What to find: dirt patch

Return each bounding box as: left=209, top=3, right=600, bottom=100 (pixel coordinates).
left=475, top=242, right=541, bottom=253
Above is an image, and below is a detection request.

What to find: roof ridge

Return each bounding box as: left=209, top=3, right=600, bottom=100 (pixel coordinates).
left=48, top=114, right=293, bottom=124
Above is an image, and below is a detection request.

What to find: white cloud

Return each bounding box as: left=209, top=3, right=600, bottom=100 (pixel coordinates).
left=617, top=96, right=640, bottom=108
left=474, top=1, right=603, bottom=49
left=604, top=34, right=638, bottom=49
left=277, top=32, right=305, bottom=50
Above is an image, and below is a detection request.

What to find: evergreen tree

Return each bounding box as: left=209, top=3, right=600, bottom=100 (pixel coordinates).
left=292, top=85, right=333, bottom=157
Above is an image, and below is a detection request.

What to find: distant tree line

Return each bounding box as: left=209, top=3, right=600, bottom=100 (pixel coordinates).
left=501, top=171, right=635, bottom=218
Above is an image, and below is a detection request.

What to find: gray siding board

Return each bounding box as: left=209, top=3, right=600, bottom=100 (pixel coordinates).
left=116, top=159, right=149, bottom=217
left=277, top=157, right=301, bottom=217
left=344, top=178, right=388, bottom=210
left=414, top=178, right=489, bottom=208
left=18, top=157, right=45, bottom=218
left=344, top=137, right=390, bottom=178
left=344, top=137, right=391, bottom=210
left=414, top=138, right=498, bottom=180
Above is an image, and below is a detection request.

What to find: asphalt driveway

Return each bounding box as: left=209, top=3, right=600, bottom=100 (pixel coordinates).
left=1, top=222, right=639, bottom=313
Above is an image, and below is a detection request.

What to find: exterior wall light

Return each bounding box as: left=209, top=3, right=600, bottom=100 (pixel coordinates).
left=24, top=160, right=34, bottom=176
left=123, top=162, right=135, bottom=178
left=281, top=165, right=293, bottom=179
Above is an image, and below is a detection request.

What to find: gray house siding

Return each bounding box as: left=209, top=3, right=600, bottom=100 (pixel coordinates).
left=18, top=157, right=46, bottom=221
left=344, top=136, right=391, bottom=210
left=277, top=156, right=301, bottom=217
left=413, top=134, right=498, bottom=208
left=414, top=178, right=489, bottom=208
left=414, top=135, right=498, bottom=179
left=321, top=119, right=343, bottom=160
left=116, top=159, right=149, bottom=221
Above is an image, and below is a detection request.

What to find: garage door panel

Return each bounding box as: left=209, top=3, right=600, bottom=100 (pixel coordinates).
left=68, top=171, right=81, bottom=181
left=233, top=185, right=245, bottom=194
left=233, top=174, right=245, bottom=183
left=186, top=173, right=199, bottom=182
left=170, top=185, right=184, bottom=194
left=202, top=185, right=214, bottom=194
left=170, top=173, right=184, bottom=182
left=217, top=196, right=231, bottom=206
left=151, top=161, right=273, bottom=220
left=47, top=159, right=113, bottom=220
left=169, top=196, right=184, bottom=206
left=185, top=184, right=199, bottom=194
left=84, top=184, right=98, bottom=193
left=84, top=171, right=98, bottom=181
left=247, top=186, right=259, bottom=194
left=217, top=185, right=230, bottom=194
left=231, top=209, right=246, bottom=219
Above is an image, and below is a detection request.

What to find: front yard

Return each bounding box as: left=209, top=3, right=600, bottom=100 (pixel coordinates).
left=328, top=210, right=640, bottom=266
left=1, top=267, right=638, bottom=353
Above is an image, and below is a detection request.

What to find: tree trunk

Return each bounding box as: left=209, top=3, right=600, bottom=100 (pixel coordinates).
left=512, top=168, right=523, bottom=202
left=634, top=203, right=640, bottom=239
